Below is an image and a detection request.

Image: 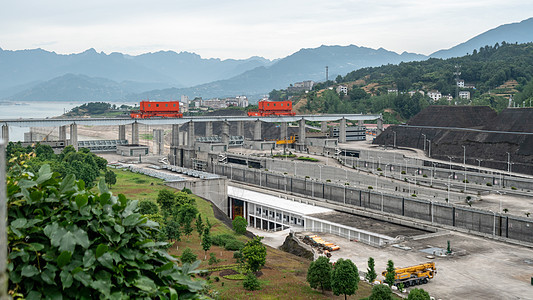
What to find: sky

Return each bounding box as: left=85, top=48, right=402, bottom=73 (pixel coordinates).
left=2, top=0, right=532, bottom=60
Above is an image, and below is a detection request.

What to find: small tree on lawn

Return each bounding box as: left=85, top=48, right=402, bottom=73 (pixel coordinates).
left=384, top=259, right=396, bottom=287
left=138, top=199, right=159, bottom=215
left=165, top=219, right=181, bottom=242
left=331, top=258, right=359, bottom=300
left=205, top=217, right=212, bottom=230
left=156, top=189, right=176, bottom=214
left=242, top=236, right=267, bottom=272
left=243, top=272, right=260, bottom=291
left=366, top=257, right=377, bottom=283
left=307, top=256, right=332, bottom=293
left=369, top=284, right=393, bottom=300
left=201, top=227, right=212, bottom=260
left=196, top=213, right=204, bottom=236
left=232, top=216, right=248, bottom=235
left=407, top=288, right=431, bottom=300
left=104, top=169, right=117, bottom=187
left=181, top=247, right=197, bottom=264
left=179, top=204, right=198, bottom=240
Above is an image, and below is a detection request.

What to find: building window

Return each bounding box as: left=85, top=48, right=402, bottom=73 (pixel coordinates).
left=156, top=104, right=159, bottom=107
left=166, top=104, right=168, bottom=107
left=148, top=104, right=151, bottom=107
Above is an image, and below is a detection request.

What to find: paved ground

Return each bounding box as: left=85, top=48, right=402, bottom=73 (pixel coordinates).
left=247, top=227, right=290, bottom=249
left=297, top=230, right=533, bottom=300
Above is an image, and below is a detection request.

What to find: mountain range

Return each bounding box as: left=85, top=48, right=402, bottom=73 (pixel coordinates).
left=2, top=17, right=532, bottom=102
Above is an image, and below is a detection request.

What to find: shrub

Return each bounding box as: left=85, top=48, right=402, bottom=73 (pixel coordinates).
left=401, top=171, right=406, bottom=174
left=243, top=273, right=260, bottom=291
left=181, top=247, right=198, bottom=264
left=6, top=163, right=204, bottom=298
left=368, top=186, right=373, bottom=189
left=462, top=179, right=469, bottom=183
left=423, top=174, right=428, bottom=178
left=412, top=194, right=417, bottom=197
left=225, top=240, right=245, bottom=251
left=511, top=186, right=517, bottom=190
left=232, top=216, right=248, bottom=235
left=212, top=234, right=236, bottom=247
left=214, top=276, right=220, bottom=282
left=377, top=168, right=382, bottom=171
left=233, top=251, right=243, bottom=259
left=486, top=182, right=493, bottom=186
left=209, top=253, right=221, bottom=265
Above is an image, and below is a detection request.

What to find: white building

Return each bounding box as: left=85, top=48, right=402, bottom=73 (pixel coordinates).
left=236, top=95, right=249, bottom=107
left=427, top=91, right=442, bottom=102
left=459, top=91, right=471, bottom=100
left=456, top=79, right=465, bottom=87
left=336, top=85, right=348, bottom=94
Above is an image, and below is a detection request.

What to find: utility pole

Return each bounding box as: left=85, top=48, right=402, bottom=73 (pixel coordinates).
left=454, top=65, right=461, bottom=103
left=325, top=66, right=329, bottom=82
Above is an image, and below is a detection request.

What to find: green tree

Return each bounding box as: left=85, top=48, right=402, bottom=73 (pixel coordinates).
left=104, top=169, right=117, bottom=187
left=407, top=288, right=431, bottom=300
left=201, top=227, right=212, bottom=260
left=331, top=258, right=359, bottom=300
left=232, top=216, right=248, bottom=235
left=195, top=213, right=204, bottom=236
left=138, top=200, right=159, bottom=215
left=156, top=189, right=176, bottom=213
left=369, top=284, right=393, bottom=300
left=384, top=259, right=396, bottom=287
left=366, top=257, right=377, bottom=283
left=243, top=273, right=260, bottom=291
left=180, top=247, right=198, bottom=264
left=306, top=256, right=332, bottom=293
left=242, top=236, right=267, bottom=273
left=6, top=162, right=204, bottom=298
left=165, top=219, right=181, bottom=242
left=179, top=204, right=199, bottom=240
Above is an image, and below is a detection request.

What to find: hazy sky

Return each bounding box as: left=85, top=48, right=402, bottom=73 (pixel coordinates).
left=2, top=0, right=532, bottom=59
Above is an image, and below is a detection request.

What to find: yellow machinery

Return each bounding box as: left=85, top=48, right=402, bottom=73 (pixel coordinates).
left=276, top=136, right=295, bottom=145
left=381, top=262, right=436, bottom=287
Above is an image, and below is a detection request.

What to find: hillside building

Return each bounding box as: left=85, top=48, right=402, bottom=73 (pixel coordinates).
left=336, top=85, right=348, bottom=94
left=427, top=91, right=442, bottom=102
left=459, top=91, right=471, bottom=100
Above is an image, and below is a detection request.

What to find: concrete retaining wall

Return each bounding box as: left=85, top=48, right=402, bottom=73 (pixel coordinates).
left=166, top=178, right=228, bottom=215
left=209, top=163, right=533, bottom=244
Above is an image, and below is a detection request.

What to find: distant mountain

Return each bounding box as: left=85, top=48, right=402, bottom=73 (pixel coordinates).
left=10, top=74, right=131, bottom=101
left=431, top=17, right=533, bottom=59
left=131, top=45, right=427, bottom=100
left=0, top=48, right=272, bottom=99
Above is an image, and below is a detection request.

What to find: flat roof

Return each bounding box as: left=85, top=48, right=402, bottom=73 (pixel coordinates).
left=228, top=185, right=332, bottom=216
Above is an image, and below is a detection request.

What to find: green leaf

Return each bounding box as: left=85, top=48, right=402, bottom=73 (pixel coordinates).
left=36, top=164, right=53, bottom=184
left=99, top=193, right=111, bottom=206
left=97, top=252, right=114, bottom=270
left=73, top=228, right=90, bottom=249
left=19, top=179, right=37, bottom=189
left=29, top=243, right=45, bottom=251
left=30, top=190, right=43, bottom=203
left=57, top=251, right=72, bottom=268
left=83, top=249, right=96, bottom=268
left=95, top=244, right=108, bottom=258
left=76, top=179, right=85, bottom=191
left=21, top=264, right=39, bottom=277
left=73, top=269, right=92, bottom=287
left=134, top=276, right=157, bottom=292
left=26, top=291, right=42, bottom=300
left=75, top=194, right=88, bottom=209
left=91, top=279, right=111, bottom=296
left=123, top=213, right=141, bottom=226
left=41, top=268, right=56, bottom=285
left=60, top=270, right=73, bottom=289
left=113, top=224, right=124, bottom=234
left=169, top=287, right=178, bottom=300
left=11, top=218, right=28, bottom=229
left=59, top=231, right=76, bottom=253
left=98, top=178, right=109, bottom=195
left=60, top=174, right=76, bottom=194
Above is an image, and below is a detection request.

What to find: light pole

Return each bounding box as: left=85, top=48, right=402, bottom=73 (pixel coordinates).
left=462, top=145, right=467, bottom=192
left=378, top=156, right=382, bottom=169
left=393, top=131, right=396, bottom=148
left=506, top=152, right=511, bottom=174
left=476, top=159, right=482, bottom=172
left=319, top=165, right=322, bottom=181
left=447, top=174, right=453, bottom=203
left=381, top=192, right=384, bottom=212
left=428, top=139, right=431, bottom=158
left=422, top=134, right=426, bottom=152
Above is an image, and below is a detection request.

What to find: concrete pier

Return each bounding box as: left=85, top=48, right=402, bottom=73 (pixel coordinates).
left=153, top=129, right=164, bottom=155
left=237, top=121, right=244, bottom=137
left=1, top=125, right=8, bottom=143
left=377, top=117, right=383, bottom=136
left=70, top=123, right=78, bottom=150
left=281, top=122, right=288, bottom=140
left=321, top=121, right=327, bottom=133
left=118, top=125, right=126, bottom=141
left=339, top=118, right=347, bottom=143
left=59, top=125, right=67, bottom=142
left=206, top=121, right=213, bottom=137
left=254, top=120, right=262, bottom=141
left=131, top=122, right=139, bottom=145
left=188, top=121, right=195, bottom=147
left=298, top=118, right=306, bottom=145
left=221, top=121, right=230, bottom=145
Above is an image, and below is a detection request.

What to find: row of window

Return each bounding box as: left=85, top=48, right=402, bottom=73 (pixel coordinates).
left=254, top=207, right=303, bottom=225
left=147, top=103, right=177, bottom=107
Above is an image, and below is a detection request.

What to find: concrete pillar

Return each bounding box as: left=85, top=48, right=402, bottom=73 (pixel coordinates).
left=358, top=119, right=364, bottom=126
left=131, top=122, right=139, bottom=145
left=118, top=125, right=126, bottom=141
left=236, top=121, right=244, bottom=137
left=169, top=124, right=180, bottom=165
left=187, top=121, right=195, bottom=147
left=221, top=121, right=230, bottom=145
left=1, top=125, right=8, bottom=143
left=281, top=122, right=288, bottom=140
left=254, top=120, right=262, bottom=141
left=59, top=126, right=67, bottom=142
left=339, top=118, right=347, bottom=143
left=377, top=117, right=383, bottom=136
left=70, top=123, right=78, bottom=150
left=298, top=118, right=306, bottom=145
left=153, top=129, right=164, bottom=155
left=321, top=121, right=327, bottom=133
left=205, top=121, right=213, bottom=137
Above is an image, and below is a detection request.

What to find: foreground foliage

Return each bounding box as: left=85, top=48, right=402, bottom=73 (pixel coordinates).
left=7, top=161, right=205, bottom=299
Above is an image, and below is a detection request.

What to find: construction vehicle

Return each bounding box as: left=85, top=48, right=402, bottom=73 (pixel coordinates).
left=130, top=100, right=183, bottom=119
left=247, top=100, right=296, bottom=117
left=381, top=262, right=436, bottom=287
left=276, top=136, right=295, bottom=145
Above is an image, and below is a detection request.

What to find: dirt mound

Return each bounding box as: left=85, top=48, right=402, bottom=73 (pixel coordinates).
left=408, top=106, right=496, bottom=128
left=483, top=108, right=533, bottom=132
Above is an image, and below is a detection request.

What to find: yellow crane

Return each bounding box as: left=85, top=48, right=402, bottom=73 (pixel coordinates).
left=381, top=262, right=436, bottom=287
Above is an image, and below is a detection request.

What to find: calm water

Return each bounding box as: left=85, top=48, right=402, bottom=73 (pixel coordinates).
left=0, top=101, right=132, bottom=141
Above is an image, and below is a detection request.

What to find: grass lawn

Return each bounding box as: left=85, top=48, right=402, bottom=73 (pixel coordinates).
left=111, top=167, right=400, bottom=299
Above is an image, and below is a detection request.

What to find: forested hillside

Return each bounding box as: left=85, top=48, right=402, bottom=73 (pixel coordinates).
left=287, top=42, right=533, bottom=123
